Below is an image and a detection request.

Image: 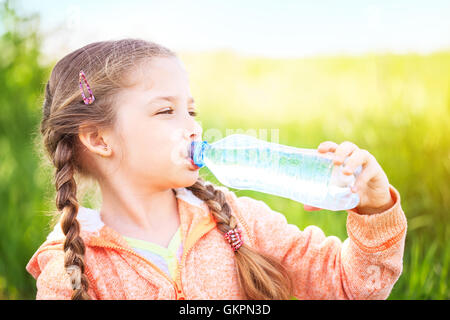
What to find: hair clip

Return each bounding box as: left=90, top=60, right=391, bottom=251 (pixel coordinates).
left=224, top=227, right=243, bottom=252
left=79, top=70, right=95, bottom=105
left=66, top=265, right=81, bottom=290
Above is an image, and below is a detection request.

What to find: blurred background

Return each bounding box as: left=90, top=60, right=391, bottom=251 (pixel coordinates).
left=0, top=0, right=448, bottom=299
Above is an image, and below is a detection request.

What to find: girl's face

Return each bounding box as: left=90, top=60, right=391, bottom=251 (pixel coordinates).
left=100, top=56, right=203, bottom=191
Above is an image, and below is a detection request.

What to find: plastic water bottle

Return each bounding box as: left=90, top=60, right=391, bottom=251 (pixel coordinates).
left=190, top=134, right=363, bottom=211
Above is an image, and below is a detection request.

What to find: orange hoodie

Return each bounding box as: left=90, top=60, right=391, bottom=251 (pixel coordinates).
left=26, top=184, right=407, bottom=300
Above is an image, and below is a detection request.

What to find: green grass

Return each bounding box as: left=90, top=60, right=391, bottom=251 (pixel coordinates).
left=0, top=0, right=449, bottom=299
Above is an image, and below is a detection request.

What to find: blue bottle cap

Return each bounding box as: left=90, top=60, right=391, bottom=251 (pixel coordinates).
left=190, top=140, right=208, bottom=168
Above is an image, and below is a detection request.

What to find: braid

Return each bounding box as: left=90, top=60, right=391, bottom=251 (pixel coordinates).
left=187, top=178, right=293, bottom=300
left=54, top=135, right=91, bottom=300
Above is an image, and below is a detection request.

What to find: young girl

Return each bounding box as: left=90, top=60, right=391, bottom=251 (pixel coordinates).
left=26, top=38, right=407, bottom=300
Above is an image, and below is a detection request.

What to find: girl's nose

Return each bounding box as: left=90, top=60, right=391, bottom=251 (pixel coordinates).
left=184, top=116, right=202, bottom=140
left=184, top=128, right=201, bottom=142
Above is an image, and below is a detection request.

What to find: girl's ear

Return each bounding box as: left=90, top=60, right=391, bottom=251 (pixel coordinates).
left=78, top=125, right=113, bottom=158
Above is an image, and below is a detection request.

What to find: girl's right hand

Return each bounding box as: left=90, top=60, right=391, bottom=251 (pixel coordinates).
left=303, top=139, right=392, bottom=214
left=303, top=140, right=356, bottom=212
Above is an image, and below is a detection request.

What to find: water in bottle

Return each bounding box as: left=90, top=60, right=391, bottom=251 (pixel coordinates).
left=189, top=134, right=362, bottom=211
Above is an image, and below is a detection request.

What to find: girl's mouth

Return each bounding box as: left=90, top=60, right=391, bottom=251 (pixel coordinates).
left=185, top=141, right=200, bottom=169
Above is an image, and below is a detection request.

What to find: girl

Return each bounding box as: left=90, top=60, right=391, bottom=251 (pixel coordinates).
left=26, top=39, right=407, bottom=300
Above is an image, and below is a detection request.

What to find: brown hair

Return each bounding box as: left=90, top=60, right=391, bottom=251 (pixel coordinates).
left=187, top=179, right=293, bottom=299
left=39, top=38, right=293, bottom=300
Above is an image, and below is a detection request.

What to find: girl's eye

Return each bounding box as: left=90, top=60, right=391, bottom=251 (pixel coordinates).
left=157, top=109, right=174, bottom=115
left=157, top=108, right=199, bottom=117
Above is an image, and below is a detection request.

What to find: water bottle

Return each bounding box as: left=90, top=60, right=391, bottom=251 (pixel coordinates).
left=189, top=134, right=362, bottom=211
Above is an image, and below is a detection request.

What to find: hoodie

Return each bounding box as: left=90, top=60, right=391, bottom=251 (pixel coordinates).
left=26, top=184, right=407, bottom=299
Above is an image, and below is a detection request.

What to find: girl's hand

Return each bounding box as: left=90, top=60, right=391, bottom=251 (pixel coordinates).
left=303, top=141, right=395, bottom=215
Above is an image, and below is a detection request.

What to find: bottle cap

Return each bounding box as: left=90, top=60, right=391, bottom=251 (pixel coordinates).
left=191, top=140, right=208, bottom=168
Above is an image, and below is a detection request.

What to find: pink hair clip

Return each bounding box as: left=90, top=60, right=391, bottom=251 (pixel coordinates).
left=79, top=70, right=95, bottom=105
left=224, top=227, right=243, bottom=252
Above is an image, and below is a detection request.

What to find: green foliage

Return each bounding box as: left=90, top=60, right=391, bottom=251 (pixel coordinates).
left=0, top=0, right=53, bottom=299
left=1, top=0, right=448, bottom=300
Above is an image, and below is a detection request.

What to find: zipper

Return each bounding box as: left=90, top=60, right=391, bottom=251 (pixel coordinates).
left=172, top=211, right=248, bottom=297
left=171, top=198, right=250, bottom=295
left=174, top=220, right=217, bottom=297
left=175, top=233, right=205, bottom=294
left=90, top=240, right=184, bottom=299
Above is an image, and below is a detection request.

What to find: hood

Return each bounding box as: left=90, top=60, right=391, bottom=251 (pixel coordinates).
left=26, top=187, right=217, bottom=280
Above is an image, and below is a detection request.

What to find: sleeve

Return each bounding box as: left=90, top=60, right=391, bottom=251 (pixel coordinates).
left=34, top=250, right=98, bottom=300
left=233, top=184, right=407, bottom=300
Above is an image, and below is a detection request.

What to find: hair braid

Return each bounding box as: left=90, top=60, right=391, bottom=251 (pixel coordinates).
left=187, top=178, right=294, bottom=300
left=54, top=135, right=91, bottom=300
